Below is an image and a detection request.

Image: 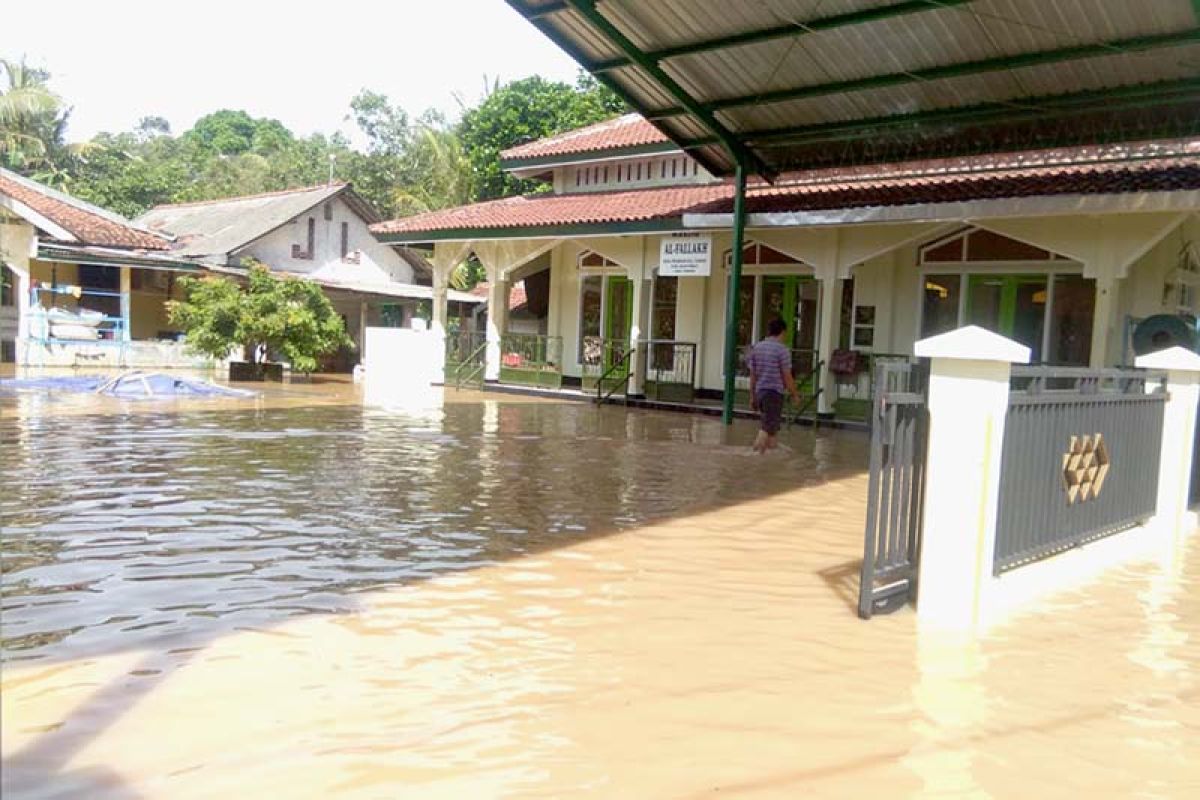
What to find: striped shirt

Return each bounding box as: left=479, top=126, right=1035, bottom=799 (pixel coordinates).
left=749, top=339, right=791, bottom=394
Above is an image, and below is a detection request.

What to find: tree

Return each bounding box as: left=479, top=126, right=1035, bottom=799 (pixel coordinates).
left=0, top=58, right=62, bottom=168
left=168, top=264, right=352, bottom=374
left=457, top=71, right=625, bottom=199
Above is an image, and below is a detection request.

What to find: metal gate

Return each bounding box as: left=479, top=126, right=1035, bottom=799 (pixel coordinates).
left=858, top=360, right=928, bottom=619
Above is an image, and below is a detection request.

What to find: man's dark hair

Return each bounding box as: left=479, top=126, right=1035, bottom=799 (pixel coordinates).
left=767, top=318, right=787, bottom=337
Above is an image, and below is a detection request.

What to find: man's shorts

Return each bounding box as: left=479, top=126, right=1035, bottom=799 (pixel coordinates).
left=757, top=390, right=784, bottom=434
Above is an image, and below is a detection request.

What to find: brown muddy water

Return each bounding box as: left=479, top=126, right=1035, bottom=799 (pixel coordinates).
left=2, top=375, right=1198, bottom=798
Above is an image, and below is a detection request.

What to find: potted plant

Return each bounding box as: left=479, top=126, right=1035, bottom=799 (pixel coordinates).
left=168, top=264, right=352, bottom=381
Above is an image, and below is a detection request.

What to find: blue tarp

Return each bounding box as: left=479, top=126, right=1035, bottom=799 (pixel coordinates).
left=0, top=372, right=254, bottom=399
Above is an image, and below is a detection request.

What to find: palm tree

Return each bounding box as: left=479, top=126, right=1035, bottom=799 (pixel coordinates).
left=0, top=58, right=63, bottom=165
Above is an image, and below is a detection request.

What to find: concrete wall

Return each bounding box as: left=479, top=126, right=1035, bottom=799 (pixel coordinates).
left=236, top=196, right=414, bottom=285
left=533, top=212, right=1199, bottom=392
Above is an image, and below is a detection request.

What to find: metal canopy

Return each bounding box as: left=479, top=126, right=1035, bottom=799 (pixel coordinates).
left=507, top=0, right=1200, bottom=178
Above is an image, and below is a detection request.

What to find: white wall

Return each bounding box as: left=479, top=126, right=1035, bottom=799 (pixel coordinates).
left=236, top=196, right=414, bottom=285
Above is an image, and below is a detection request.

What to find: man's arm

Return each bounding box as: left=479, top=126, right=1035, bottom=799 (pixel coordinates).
left=748, top=355, right=758, bottom=410
left=780, top=354, right=801, bottom=405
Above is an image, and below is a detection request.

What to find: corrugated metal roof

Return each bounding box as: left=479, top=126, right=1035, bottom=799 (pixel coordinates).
left=136, top=184, right=374, bottom=260
left=506, top=0, right=1200, bottom=175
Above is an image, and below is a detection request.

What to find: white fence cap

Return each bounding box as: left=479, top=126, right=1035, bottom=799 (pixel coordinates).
left=1134, top=345, right=1200, bottom=371
left=914, top=325, right=1031, bottom=363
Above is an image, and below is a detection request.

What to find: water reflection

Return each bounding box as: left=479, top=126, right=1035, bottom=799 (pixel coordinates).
left=2, top=390, right=1198, bottom=798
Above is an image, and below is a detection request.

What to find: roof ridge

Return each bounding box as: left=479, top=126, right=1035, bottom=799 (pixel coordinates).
left=0, top=167, right=170, bottom=241
left=501, top=113, right=656, bottom=158
left=150, top=182, right=347, bottom=210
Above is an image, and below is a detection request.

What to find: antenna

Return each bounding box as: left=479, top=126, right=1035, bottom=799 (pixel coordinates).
left=328, top=153, right=336, bottom=185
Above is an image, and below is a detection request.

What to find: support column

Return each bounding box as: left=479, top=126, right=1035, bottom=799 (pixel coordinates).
left=627, top=273, right=650, bottom=396
left=119, top=267, right=132, bottom=342
left=358, top=300, right=368, bottom=363
left=1134, top=346, right=1200, bottom=535
left=1089, top=275, right=1119, bottom=368
left=721, top=164, right=748, bottom=424
left=914, top=326, right=1030, bottom=630
left=485, top=276, right=507, bottom=382
left=815, top=268, right=843, bottom=416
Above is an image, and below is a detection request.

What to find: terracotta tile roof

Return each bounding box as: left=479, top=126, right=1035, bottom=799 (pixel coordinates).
left=372, top=183, right=730, bottom=236
left=0, top=168, right=170, bottom=251
left=373, top=139, right=1200, bottom=239
left=500, top=114, right=671, bottom=162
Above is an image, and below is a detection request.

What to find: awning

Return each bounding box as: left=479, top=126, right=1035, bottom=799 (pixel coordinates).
left=507, top=1, right=1200, bottom=178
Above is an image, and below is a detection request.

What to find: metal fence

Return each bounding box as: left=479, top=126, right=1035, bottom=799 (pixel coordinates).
left=643, top=340, right=697, bottom=402
left=445, top=329, right=486, bottom=388
left=859, top=359, right=928, bottom=619
left=500, top=333, right=563, bottom=389
left=581, top=337, right=633, bottom=394
left=993, top=367, right=1167, bottom=574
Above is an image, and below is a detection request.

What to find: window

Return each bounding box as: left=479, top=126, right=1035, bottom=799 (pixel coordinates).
left=921, top=275, right=961, bottom=338
left=340, top=222, right=349, bottom=259
left=579, top=275, right=603, bottom=360
left=323, top=203, right=333, bottom=221
left=292, top=217, right=316, bottom=260
left=852, top=306, right=876, bottom=347
left=1, top=266, right=14, bottom=307
left=650, top=275, right=678, bottom=370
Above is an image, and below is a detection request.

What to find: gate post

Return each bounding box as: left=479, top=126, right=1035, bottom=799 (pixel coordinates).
left=1134, top=346, right=1200, bottom=537
left=913, top=326, right=1029, bottom=630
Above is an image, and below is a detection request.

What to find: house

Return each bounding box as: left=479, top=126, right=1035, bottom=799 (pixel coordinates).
left=371, top=114, right=1200, bottom=416
left=136, top=183, right=480, bottom=366
left=1, top=167, right=210, bottom=368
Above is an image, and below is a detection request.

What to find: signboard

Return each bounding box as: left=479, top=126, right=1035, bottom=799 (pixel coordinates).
left=659, top=233, right=712, bottom=277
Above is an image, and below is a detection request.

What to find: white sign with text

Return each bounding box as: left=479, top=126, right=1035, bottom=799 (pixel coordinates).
left=659, top=233, right=713, bottom=277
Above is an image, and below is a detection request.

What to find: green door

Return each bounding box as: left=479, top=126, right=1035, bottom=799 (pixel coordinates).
left=757, top=276, right=819, bottom=376
left=604, top=276, right=633, bottom=372
left=966, top=275, right=1047, bottom=362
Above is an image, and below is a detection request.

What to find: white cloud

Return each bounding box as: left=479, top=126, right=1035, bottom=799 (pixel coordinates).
left=1, top=0, right=583, bottom=142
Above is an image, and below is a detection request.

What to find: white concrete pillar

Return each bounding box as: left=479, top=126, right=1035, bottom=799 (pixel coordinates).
left=358, top=300, right=368, bottom=362
left=1134, top=347, right=1200, bottom=535
left=816, top=269, right=843, bottom=415
left=485, top=277, right=507, bottom=382
left=15, top=268, right=31, bottom=340
left=1089, top=275, right=1119, bottom=368
left=119, top=267, right=132, bottom=342
left=431, top=272, right=449, bottom=341
left=628, top=275, right=650, bottom=395
left=914, top=326, right=1030, bottom=630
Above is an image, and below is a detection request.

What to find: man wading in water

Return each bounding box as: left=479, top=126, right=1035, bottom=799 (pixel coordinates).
left=749, top=318, right=802, bottom=454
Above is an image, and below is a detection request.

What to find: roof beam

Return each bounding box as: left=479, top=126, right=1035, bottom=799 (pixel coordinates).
left=588, top=0, right=976, bottom=73
left=561, top=0, right=771, bottom=178
left=504, top=0, right=733, bottom=177
left=645, top=28, right=1200, bottom=119
left=725, top=78, right=1200, bottom=147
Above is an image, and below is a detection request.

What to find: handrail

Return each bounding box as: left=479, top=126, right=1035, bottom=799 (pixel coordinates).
left=788, top=358, right=824, bottom=429
left=451, top=341, right=488, bottom=389
left=595, top=345, right=635, bottom=404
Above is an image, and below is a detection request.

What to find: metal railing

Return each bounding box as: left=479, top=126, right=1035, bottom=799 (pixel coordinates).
left=445, top=330, right=486, bottom=389
left=500, top=333, right=563, bottom=389
left=643, top=340, right=698, bottom=402
left=993, top=366, right=1167, bottom=574
left=859, top=360, right=929, bottom=618
left=581, top=336, right=632, bottom=395
left=28, top=285, right=126, bottom=343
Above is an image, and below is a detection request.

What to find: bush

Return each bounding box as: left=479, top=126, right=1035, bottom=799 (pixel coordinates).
left=168, top=264, right=352, bottom=373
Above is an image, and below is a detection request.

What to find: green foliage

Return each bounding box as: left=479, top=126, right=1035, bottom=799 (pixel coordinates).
left=5, top=58, right=626, bottom=224
left=458, top=71, right=626, bottom=199
left=168, top=264, right=352, bottom=374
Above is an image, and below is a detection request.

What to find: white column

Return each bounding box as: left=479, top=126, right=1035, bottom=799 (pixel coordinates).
left=358, top=300, right=368, bottom=362
left=628, top=275, right=650, bottom=395
left=914, top=326, right=1030, bottom=630
left=1134, top=347, right=1200, bottom=535
left=119, top=267, right=132, bottom=342
left=431, top=271, right=449, bottom=340
left=485, top=277, right=507, bottom=382
left=815, top=268, right=843, bottom=415
left=16, top=268, right=31, bottom=340
left=1089, top=275, right=1119, bottom=368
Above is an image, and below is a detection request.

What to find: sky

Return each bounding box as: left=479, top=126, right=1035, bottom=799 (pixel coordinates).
left=0, top=0, right=584, bottom=143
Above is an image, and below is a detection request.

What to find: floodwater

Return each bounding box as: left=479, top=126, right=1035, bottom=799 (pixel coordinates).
left=2, top=375, right=1198, bottom=798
